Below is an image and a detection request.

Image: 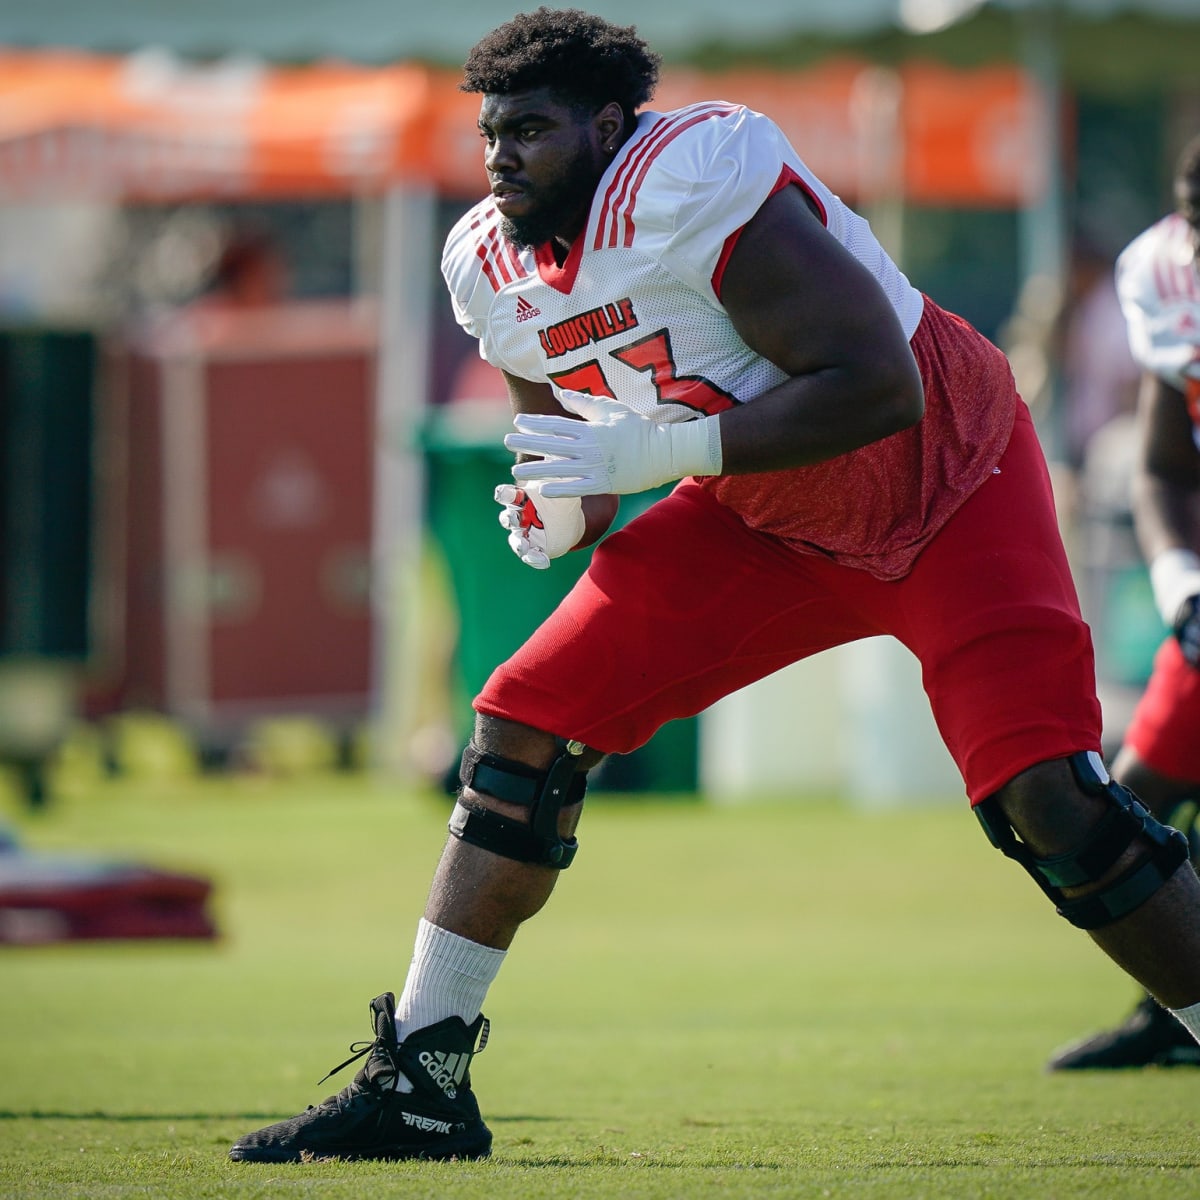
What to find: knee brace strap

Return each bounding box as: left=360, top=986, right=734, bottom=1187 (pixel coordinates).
left=975, top=752, right=1189, bottom=930
left=449, top=739, right=587, bottom=868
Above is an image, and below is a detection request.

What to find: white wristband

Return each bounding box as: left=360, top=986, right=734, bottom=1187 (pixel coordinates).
left=668, top=414, right=723, bottom=479
left=1149, top=547, right=1200, bottom=626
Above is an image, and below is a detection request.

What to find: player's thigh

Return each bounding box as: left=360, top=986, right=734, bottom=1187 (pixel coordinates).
left=474, top=482, right=868, bottom=754
left=895, top=408, right=1102, bottom=803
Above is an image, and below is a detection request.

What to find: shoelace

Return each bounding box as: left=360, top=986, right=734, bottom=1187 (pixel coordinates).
left=314, top=1017, right=491, bottom=1092
left=304, top=1038, right=396, bottom=1116
left=317, top=1037, right=390, bottom=1087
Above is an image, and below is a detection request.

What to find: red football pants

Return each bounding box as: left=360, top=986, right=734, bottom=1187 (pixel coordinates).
left=1125, top=636, right=1200, bottom=783
left=476, top=404, right=1102, bottom=803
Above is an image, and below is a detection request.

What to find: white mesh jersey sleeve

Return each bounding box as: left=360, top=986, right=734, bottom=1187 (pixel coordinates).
left=628, top=104, right=924, bottom=338
left=441, top=199, right=534, bottom=347
left=1116, top=214, right=1200, bottom=392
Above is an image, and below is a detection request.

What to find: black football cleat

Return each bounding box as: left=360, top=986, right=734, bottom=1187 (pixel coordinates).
left=229, top=992, right=492, bottom=1162
left=1047, top=993, right=1200, bottom=1071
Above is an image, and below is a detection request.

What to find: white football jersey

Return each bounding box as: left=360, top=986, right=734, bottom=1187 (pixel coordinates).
left=442, top=102, right=924, bottom=422
left=442, top=100, right=1017, bottom=580
left=1116, top=213, right=1200, bottom=430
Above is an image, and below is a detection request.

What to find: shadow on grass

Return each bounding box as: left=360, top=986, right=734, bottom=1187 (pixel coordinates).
left=0, top=1111, right=283, bottom=1122
left=7, top=1116, right=1197, bottom=1175
left=502, top=1156, right=788, bottom=1170
left=498, top=1153, right=1200, bottom=1171
left=0, top=1110, right=558, bottom=1123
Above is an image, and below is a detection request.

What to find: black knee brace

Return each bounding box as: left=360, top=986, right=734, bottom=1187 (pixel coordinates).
left=974, top=751, right=1190, bottom=930
left=449, top=738, right=588, bottom=868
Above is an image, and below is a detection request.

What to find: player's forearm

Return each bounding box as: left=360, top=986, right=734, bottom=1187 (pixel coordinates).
left=1130, top=469, right=1200, bottom=625
left=1132, top=473, right=1200, bottom=563
left=715, top=359, right=924, bottom=475
left=1132, top=374, right=1200, bottom=561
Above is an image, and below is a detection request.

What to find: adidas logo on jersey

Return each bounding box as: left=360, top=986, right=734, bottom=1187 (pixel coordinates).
left=516, top=295, right=541, bottom=323
left=418, top=1048, right=470, bottom=1098
left=399, top=1110, right=456, bottom=1135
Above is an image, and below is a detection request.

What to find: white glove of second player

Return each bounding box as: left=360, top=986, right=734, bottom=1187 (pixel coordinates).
left=494, top=480, right=585, bottom=570
left=504, top=389, right=723, bottom=497
left=1150, top=547, right=1200, bottom=668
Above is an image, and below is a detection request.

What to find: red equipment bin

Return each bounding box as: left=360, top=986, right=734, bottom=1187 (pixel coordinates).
left=101, top=300, right=377, bottom=743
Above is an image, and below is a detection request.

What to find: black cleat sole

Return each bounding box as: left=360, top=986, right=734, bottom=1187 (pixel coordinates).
left=228, top=1128, right=493, bottom=1163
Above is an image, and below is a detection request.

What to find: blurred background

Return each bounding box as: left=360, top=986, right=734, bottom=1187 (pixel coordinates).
left=1, top=0, right=1198, bottom=827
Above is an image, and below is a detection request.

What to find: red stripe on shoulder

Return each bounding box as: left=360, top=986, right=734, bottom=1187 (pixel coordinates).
left=471, top=206, right=528, bottom=293
left=593, top=104, right=741, bottom=252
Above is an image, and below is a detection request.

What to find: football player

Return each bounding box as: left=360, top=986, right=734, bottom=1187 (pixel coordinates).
left=1047, top=133, right=1200, bottom=1071
left=231, top=12, right=1200, bottom=1163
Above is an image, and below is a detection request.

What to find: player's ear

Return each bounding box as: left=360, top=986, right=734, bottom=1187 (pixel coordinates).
left=594, top=102, right=624, bottom=154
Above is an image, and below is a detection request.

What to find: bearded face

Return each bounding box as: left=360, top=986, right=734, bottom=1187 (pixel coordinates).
left=479, top=88, right=615, bottom=252
left=497, top=142, right=603, bottom=250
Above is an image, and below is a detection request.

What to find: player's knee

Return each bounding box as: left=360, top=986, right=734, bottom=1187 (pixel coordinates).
left=449, top=716, right=603, bottom=870
left=989, top=757, right=1112, bottom=861
left=976, top=752, right=1189, bottom=930
left=471, top=714, right=605, bottom=775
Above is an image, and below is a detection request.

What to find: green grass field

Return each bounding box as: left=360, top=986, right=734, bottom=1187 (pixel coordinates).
left=2, top=770, right=1198, bottom=1198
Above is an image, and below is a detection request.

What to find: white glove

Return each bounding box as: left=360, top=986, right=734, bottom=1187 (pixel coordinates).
left=504, top=389, right=723, bottom=498
left=494, top=480, right=585, bottom=570
left=1150, top=547, right=1200, bottom=667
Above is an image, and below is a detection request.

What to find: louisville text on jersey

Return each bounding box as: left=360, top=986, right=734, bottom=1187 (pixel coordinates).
left=538, top=298, right=639, bottom=359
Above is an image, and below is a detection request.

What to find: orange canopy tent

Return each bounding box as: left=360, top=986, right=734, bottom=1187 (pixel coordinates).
left=0, top=49, right=1047, bottom=206
left=0, top=50, right=442, bottom=200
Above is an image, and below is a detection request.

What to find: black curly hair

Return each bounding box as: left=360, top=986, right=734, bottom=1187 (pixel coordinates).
left=461, top=8, right=660, bottom=128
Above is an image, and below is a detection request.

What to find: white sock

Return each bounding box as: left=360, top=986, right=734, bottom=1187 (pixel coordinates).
left=395, top=918, right=506, bottom=1040
left=1170, top=1000, right=1200, bottom=1045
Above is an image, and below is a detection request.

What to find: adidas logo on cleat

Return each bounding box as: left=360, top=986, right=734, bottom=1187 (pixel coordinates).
left=418, top=1049, right=469, bottom=1098
left=400, top=1111, right=456, bottom=1135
